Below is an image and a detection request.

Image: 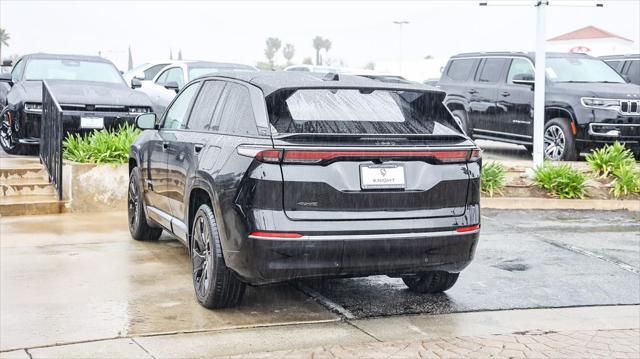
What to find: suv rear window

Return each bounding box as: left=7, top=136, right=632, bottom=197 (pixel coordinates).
left=446, top=59, right=475, bottom=81
left=267, top=89, right=460, bottom=135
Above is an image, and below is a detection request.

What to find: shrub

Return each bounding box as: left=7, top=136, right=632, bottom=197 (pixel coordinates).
left=534, top=163, right=586, bottom=199
left=480, top=161, right=506, bottom=197
left=586, top=142, right=636, bottom=177
left=63, top=124, right=141, bottom=164
left=611, top=166, right=640, bottom=198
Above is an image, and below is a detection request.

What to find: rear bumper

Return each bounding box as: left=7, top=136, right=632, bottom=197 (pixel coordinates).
left=230, top=227, right=479, bottom=285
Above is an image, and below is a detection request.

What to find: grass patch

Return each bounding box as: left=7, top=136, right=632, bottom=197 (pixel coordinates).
left=534, top=163, right=586, bottom=199
left=480, top=161, right=506, bottom=197
left=585, top=141, right=635, bottom=177
left=63, top=123, right=141, bottom=164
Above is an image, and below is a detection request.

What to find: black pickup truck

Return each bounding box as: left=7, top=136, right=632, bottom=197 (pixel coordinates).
left=437, top=52, right=640, bottom=160
left=0, top=53, right=154, bottom=154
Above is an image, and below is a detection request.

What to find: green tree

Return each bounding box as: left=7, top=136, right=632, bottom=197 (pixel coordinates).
left=282, top=43, right=295, bottom=66
left=302, top=57, right=313, bottom=65
left=312, top=36, right=324, bottom=65
left=264, top=37, right=282, bottom=70
left=0, top=28, right=10, bottom=61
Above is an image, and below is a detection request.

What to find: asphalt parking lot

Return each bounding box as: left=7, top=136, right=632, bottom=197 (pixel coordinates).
left=1, top=209, right=638, bottom=352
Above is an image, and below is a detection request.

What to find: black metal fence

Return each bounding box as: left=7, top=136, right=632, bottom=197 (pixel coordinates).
left=40, top=81, right=63, bottom=200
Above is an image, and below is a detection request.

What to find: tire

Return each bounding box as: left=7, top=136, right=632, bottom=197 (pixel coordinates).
left=451, top=110, right=471, bottom=136
left=128, top=167, right=163, bottom=241
left=402, top=271, right=459, bottom=294
left=191, top=204, right=246, bottom=309
left=0, top=111, right=27, bottom=155
left=544, top=118, right=577, bottom=161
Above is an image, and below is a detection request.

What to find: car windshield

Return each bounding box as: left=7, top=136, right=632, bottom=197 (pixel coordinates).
left=24, top=58, right=125, bottom=84
left=546, top=57, right=625, bottom=83
left=267, top=88, right=461, bottom=135
left=188, top=65, right=255, bottom=79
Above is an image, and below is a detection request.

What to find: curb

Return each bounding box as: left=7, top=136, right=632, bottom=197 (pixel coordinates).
left=481, top=197, right=640, bottom=212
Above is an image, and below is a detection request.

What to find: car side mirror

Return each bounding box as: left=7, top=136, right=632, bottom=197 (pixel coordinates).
left=0, top=72, right=13, bottom=87
left=136, top=113, right=157, bottom=130
left=131, top=78, right=142, bottom=89
left=164, top=81, right=180, bottom=93
left=512, top=73, right=535, bottom=88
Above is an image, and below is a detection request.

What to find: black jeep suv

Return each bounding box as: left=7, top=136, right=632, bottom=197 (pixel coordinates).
left=0, top=53, right=153, bottom=154
left=438, top=52, right=640, bottom=160
left=128, top=72, right=481, bottom=309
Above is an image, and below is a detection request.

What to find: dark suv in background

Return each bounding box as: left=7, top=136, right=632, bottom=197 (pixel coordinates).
left=128, top=72, right=481, bottom=309
left=602, top=54, right=640, bottom=85
left=438, top=52, right=640, bottom=160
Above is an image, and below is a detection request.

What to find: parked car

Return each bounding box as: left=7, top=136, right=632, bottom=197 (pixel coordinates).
left=284, top=64, right=342, bottom=73
left=128, top=72, right=481, bottom=309
left=437, top=52, right=640, bottom=160
left=138, top=61, right=258, bottom=114
left=122, top=60, right=173, bottom=86
left=0, top=53, right=154, bottom=154
left=601, top=54, right=640, bottom=85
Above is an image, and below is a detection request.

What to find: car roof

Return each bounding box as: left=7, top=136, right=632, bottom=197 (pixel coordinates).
left=450, top=51, right=594, bottom=60
left=201, top=71, right=437, bottom=96
left=20, top=53, right=112, bottom=63
left=600, top=54, right=640, bottom=60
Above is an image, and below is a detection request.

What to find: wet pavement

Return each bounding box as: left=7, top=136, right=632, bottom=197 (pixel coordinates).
left=1, top=209, right=639, bottom=353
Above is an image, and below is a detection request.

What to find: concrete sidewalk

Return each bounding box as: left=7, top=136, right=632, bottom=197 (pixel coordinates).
left=2, top=305, right=638, bottom=358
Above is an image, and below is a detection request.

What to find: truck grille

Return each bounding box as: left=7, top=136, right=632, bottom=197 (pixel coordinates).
left=620, top=100, right=640, bottom=115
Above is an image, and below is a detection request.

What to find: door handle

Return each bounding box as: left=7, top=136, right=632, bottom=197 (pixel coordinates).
left=194, top=143, right=204, bottom=154
left=162, top=142, right=169, bottom=150
left=467, top=89, right=478, bottom=95
left=500, top=91, right=511, bottom=97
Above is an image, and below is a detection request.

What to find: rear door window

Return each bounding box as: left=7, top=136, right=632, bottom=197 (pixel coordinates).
left=446, top=59, right=475, bottom=81
left=476, top=58, right=507, bottom=83
left=187, top=81, right=226, bottom=131
left=268, top=89, right=460, bottom=135
left=217, top=83, right=258, bottom=136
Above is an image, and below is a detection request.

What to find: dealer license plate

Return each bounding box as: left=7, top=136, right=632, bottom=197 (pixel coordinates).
left=80, top=117, right=104, bottom=129
left=360, top=164, right=406, bottom=190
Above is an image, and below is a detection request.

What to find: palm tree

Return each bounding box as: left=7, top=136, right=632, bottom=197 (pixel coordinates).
left=264, top=37, right=281, bottom=70
left=127, top=46, right=133, bottom=71
left=0, top=28, right=10, bottom=61
left=313, top=36, right=325, bottom=65
left=282, top=44, right=295, bottom=66
left=322, top=38, right=332, bottom=65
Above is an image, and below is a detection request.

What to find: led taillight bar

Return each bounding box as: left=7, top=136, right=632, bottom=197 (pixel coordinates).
left=238, top=146, right=481, bottom=164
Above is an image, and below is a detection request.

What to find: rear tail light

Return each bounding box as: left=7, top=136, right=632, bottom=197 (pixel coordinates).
left=456, top=224, right=480, bottom=233
left=249, top=231, right=303, bottom=239
left=238, top=146, right=481, bottom=164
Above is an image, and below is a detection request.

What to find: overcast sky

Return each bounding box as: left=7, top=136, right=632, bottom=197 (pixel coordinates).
left=1, top=0, right=639, bottom=72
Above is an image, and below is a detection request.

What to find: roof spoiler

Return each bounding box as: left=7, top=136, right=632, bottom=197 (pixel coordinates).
left=322, top=72, right=340, bottom=81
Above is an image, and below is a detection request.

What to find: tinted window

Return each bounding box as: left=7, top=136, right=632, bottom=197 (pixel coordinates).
left=162, top=82, right=201, bottom=129
left=446, top=59, right=474, bottom=81
left=187, top=81, right=226, bottom=131
left=507, top=58, right=534, bottom=83
left=144, top=64, right=169, bottom=80
left=218, top=83, right=257, bottom=136
left=477, top=58, right=506, bottom=83
left=605, top=60, right=624, bottom=72
left=625, top=60, right=639, bottom=84
left=268, top=89, right=461, bottom=136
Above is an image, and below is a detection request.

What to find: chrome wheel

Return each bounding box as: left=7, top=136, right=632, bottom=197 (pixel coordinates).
left=0, top=111, right=16, bottom=151
left=192, top=215, right=212, bottom=298
left=544, top=125, right=566, bottom=161
left=453, top=114, right=466, bottom=135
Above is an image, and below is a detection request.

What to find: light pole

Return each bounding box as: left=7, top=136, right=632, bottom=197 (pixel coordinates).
left=479, top=1, right=603, bottom=167
left=393, top=20, right=409, bottom=76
